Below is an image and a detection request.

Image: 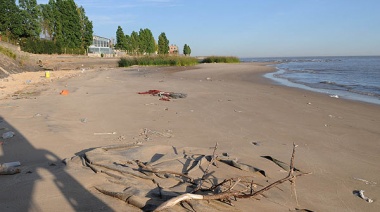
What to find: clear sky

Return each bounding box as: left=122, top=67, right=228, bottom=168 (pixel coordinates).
left=38, top=0, right=380, bottom=57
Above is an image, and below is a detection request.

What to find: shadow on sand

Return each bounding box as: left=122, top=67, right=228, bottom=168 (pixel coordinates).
left=0, top=116, right=113, bottom=211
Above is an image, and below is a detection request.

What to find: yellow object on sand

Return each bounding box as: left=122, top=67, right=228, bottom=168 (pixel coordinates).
left=45, top=71, right=50, bottom=78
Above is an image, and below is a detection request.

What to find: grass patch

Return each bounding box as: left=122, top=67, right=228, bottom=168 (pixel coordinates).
left=201, top=56, right=240, bottom=63
left=118, top=56, right=199, bottom=67
left=0, top=45, right=17, bottom=60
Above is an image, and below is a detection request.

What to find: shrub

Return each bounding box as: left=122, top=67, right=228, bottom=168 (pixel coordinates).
left=19, top=38, right=85, bottom=55
left=118, top=56, right=199, bottom=67
left=201, top=56, right=240, bottom=63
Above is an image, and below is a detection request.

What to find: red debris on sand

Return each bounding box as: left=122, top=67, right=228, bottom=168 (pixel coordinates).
left=138, top=90, right=187, bottom=101
left=138, top=90, right=172, bottom=101
left=138, top=90, right=161, bottom=95
left=159, top=96, right=170, bottom=101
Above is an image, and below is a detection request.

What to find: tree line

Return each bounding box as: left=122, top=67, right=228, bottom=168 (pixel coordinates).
left=115, top=26, right=192, bottom=56
left=0, top=0, right=93, bottom=54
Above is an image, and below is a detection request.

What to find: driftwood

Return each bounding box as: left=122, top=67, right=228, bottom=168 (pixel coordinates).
left=193, top=142, right=218, bottom=192
left=136, top=160, right=195, bottom=183
left=217, top=158, right=266, bottom=176
left=154, top=143, right=310, bottom=211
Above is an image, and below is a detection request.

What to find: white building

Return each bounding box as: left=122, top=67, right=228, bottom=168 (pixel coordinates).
left=88, top=35, right=113, bottom=55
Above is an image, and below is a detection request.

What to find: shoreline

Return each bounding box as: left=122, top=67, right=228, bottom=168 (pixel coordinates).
left=264, top=67, right=380, bottom=106
left=1, top=63, right=379, bottom=211
left=245, top=56, right=380, bottom=106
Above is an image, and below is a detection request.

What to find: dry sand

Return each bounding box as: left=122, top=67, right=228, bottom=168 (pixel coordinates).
left=0, top=63, right=379, bottom=211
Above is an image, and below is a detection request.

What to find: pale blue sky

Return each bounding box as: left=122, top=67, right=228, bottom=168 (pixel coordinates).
left=38, top=0, right=380, bottom=57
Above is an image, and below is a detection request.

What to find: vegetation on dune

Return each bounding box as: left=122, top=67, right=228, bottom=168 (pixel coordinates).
left=118, top=56, right=199, bottom=67
left=201, top=56, right=240, bottom=63
left=0, top=45, right=16, bottom=59
left=118, top=55, right=240, bottom=67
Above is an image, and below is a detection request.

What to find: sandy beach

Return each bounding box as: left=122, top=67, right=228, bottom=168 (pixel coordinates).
left=1, top=63, right=379, bottom=211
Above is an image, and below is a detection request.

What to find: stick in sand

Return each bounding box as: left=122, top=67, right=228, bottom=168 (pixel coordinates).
left=94, top=132, right=117, bottom=135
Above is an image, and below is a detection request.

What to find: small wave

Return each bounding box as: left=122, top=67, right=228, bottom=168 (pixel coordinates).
left=320, top=81, right=338, bottom=85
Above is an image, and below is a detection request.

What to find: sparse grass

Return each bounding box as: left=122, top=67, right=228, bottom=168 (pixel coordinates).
left=0, top=45, right=17, bottom=60
left=201, top=56, right=240, bottom=63
left=118, top=55, right=199, bottom=67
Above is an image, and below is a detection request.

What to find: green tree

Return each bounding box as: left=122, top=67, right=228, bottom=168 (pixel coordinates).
left=115, top=26, right=127, bottom=50
left=55, top=0, right=81, bottom=48
left=130, top=31, right=139, bottom=55
left=19, top=0, right=41, bottom=38
left=0, top=0, right=23, bottom=38
left=157, top=32, right=169, bottom=55
left=138, top=28, right=155, bottom=55
left=125, top=34, right=132, bottom=54
left=78, top=6, right=93, bottom=49
left=183, top=44, right=191, bottom=56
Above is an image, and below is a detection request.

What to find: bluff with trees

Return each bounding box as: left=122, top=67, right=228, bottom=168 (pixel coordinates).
left=0, top=0, right=93, bottom=54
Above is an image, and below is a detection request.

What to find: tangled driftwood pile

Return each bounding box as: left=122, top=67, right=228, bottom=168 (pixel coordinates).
left=64, top=142, right=309, bottom=211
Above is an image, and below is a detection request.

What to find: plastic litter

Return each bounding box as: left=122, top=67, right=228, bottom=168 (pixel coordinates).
left=2, top=131, right=15, bottom=139
left=3, top=161, right=21, bottom=168
left=0, top=162, right=21, bottom=175
left=60, top=90, right=69, bottom=95
left=329, top=94, right=339, bottom=98
left=354, top=190, right=374, bottom=203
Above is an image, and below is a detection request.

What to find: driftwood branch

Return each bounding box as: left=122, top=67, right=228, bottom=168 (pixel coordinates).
left=154, top=143, right=310, bottom=211
left=136, top=160, right=195, bottom=183
left=193, top=142, right=218, bottom=192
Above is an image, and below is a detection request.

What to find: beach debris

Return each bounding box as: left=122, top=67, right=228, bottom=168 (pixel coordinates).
left=94, top=132, right=117, bottom=135
left=233, top=109, right=243, bottom=113
left=2, top=161, right=21, bottom=168
left=353, top=177, right=377, bottom=186
left=0, top=162, right=21, bottom=175
left=292, top=208, right=315, bottom=212
left=2, top=131, right=15, bottom=139
left=206, top=77, right=212, bottom=81
left=138, top=90, right=187, bottom=101
left=155, top=143, right=309, bottom=211
left=329, top=94, right=339, bottom=98
left=139, top=128, right=173, bottom=141
left=67, top=142, right=309, bottom=211
left=80, top=118, right=87, bottom=123
left=144, top=103, right=156, bottom=106
left=60, top=89, right=69, bottom=95
left=353, top=190, right=374, bottom=203
left=217, top=156, right=266, bottom=176
left=252, top=141, right=261, bottom=146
